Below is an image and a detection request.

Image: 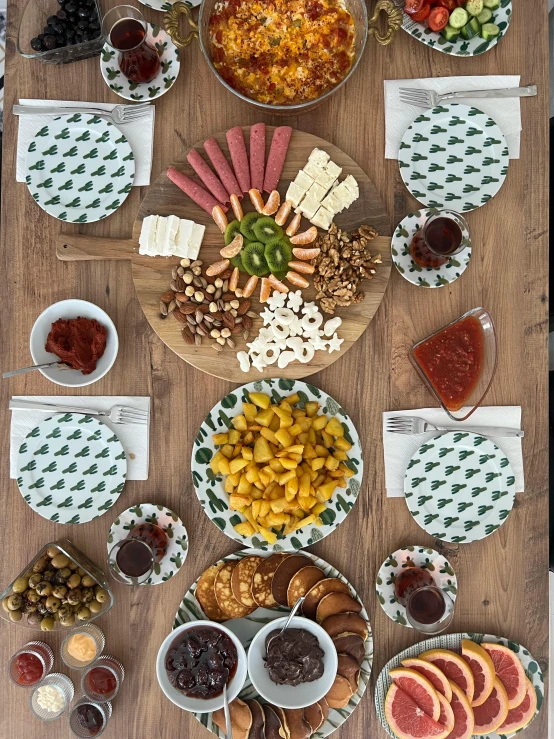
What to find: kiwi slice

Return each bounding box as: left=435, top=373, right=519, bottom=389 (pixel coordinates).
left=224, top=220, right=241, bottom=245
left=230, top=251, right=246, bottom=271
left=264, top=238, right=292, bottom=275
left=253, top=216, right=283, bottom=244
left=240, top=212, right=262, bottom=241
left=242, top=242, right=270, bottom=277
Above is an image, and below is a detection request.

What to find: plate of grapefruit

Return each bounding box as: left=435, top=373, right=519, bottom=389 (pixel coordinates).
left=375, top=632, right=543, bottom=739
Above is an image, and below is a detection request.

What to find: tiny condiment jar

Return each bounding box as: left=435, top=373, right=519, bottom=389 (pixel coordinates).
left=61, top=624, right=105, bottom=670
left=81, top=655, right=124, bottom=702
left=69, top=697, right=112, bottom=738
left=29, top=673, right=74, bottom=722
left=9, top=641, right=54, bottom=687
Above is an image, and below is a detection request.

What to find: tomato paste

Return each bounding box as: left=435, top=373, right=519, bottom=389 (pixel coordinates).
left=45, top=317, right=107, bottom=375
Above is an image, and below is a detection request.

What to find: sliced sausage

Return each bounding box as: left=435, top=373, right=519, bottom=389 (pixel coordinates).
left=166, top=167, right=227, bottom=214
left=263, top=125, right=292, bottom=193
left=249, top=122, right=266, bottom=193
left=186, top=148, right=230, bottom=204
left=226, top=126, right=251, bottom=194
left=204, top=137, right=242, bottom=199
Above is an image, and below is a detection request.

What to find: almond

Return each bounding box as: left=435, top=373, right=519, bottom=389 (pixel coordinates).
left=242, top=315, right=253, bottom=329
left=180, top=303, right=197, bottom=315
left=222, top=292, right=235, bottom=301
left=174, top=311, right=187, bottom=323
left=182, top=326, right=195, bottom=345
left=237, top=299, right=251, bottom=315
left=231, top=324, right=243, bottom=334
left=161, top=290, right=175, bottom=303
left=222, top=312, right=235, bottom=329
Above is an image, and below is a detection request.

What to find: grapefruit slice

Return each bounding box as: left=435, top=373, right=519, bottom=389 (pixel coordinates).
left=461, top=639, right=495, bottom=707
left=419, top=649, right=474, bottom=704
left=447, top=682, right=474, bottom=739
left=498, top=677, right=537, bottom=734
left=481, top=642, right=526, bottom=709
left=402, top=658, right=453, bottom=702
left=472, top=677, right=509, bottom=735
left=385, top=683, right=450, bottom=739
left=389, top=667, right=441, bottom=722
left=436, top=693, right=454, bottom=734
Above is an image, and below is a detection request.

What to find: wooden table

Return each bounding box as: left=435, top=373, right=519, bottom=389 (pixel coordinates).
left=0, top=3, right=549, bottom=738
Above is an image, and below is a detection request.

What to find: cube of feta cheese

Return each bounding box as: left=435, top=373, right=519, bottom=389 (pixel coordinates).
left=139, top=215, right=158, bottom=256
left=303, top=160, right=324, bottom=180
left=325, top=161, right=342, bottom=180
left=306, top=182, right=327, bottom=204
left=173, top=219, right=193, bottom=258
left=297, top=195, right=320, bottom=220
left=293, top=170, right=314, bottom=192
left=310, top=206, right=334, bottom=231
left=155, top=217, right=167, bottom=254
left=308, top=147, right=330, bottom=167
left=315, top=170, right=337, bottom=192
left=286, top=182, right=305, bottom=209
left=331, top=182, right=354, bottom=211
left=342, top=174, right=359, bottom=198
left=188, top=223, right=205, bottom=260
left=161, top=214, right=180, bottom=256
left=321, top=191, right=342, bottom=215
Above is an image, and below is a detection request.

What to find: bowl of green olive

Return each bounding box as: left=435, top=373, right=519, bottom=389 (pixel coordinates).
left=0, top=539, right=114, bottom=631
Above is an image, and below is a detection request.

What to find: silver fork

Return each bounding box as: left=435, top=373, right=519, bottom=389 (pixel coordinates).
left=386, top=416, right=523, bottom=438
left=399, top=85, right=537, bottom=109
left=9, top=399, right=148, bottom=425
left=13, top=102, right=152, bottom=125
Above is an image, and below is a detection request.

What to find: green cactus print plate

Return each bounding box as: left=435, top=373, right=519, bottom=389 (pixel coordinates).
left=192, top=378, right=363, bottom=551
left=100, top=24, right=180, bottom=102
left=16, top=414, right=127, bottom=525
left=137, top=0, right=195, bottom=11
left=392, top=209, right=471, bottom=288
left=107, top=504, right=188, bottom=585
left=399, top=104, right=509, bottom=212
left=404, top=432, right=515, bottom=544
left=174, top=548, right=373, bottom=738
left=376, top=546, right=457, bottom=628
left=25, top=114, right=134, bottom=223
left=375, top=631, right=543, bottom=739
left=402, top=0, right=512, bottom=57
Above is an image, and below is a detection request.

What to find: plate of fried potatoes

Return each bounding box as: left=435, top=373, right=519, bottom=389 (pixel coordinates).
left=191, top=378, right=363, bottom=550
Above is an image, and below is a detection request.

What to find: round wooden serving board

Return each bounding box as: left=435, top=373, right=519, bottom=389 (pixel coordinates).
left=57, top=127, right=392, bottom=382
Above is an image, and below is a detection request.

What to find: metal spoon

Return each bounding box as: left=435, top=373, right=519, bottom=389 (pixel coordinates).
left=266, top=595, right=306, bottom=650
left=222, top=682, right=231, bottom=739
left=2, top=361, right=70, bottom=378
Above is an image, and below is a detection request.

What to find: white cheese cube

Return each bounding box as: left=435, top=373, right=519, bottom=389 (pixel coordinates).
left=293, top=170, right=314, bottom=192
left=306, top=182, right=327, bottom=203
left=342, top=175, right=359, bottom=198
left=139, top=215, right=158, bottom=255
left=188, top=223, right=205, bottom=260
left=286, top=182, right=305, bottom=209
left=325, top=161, right=342, bottom=179
left=173, top=219, right=193, bottom=258
left=310, top=206, right=334, bottom=231
left=298, top=195, right=320, bottom=219
left=315, top=170, right=337, bottom=191
left=331, top=182, right=353, bottom=210
left=161, top=214, right=180, bottom=256
left=303, top=160, right=324, bottom=180
left=155, top=217, right=167, bottom=255
left=308, top=148, right=330, bottom=166
left=321, top=191, right=342, bottom=214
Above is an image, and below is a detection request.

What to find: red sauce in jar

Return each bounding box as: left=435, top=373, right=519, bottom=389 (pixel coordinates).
left=85, top=667, right=117, bottom=696
left=13, top=653, right=44, bottom=685
left=413, top=315, right=485, bottom=412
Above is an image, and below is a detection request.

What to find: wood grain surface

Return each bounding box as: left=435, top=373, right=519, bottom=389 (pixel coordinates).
left=0, top=2, right=549, bottom=738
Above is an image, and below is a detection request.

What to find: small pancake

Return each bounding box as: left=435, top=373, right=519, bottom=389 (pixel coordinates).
left=317, top=697, right=330, bottom=724
left=325, top=674, right=354, bottom=709
left=231, top=555, right=264, bottom=609
left=195, top=563, right=227, bottom=621
left=245, top=699, right=265, bottom=739
left=263, top=704, right=286, bottom=739
left=213, top=698, right=252, bottom=739
left=315, top=591, right=363, bottom=623
left=302, top=577, right=350, bottom=620
left=303, top=702, right=324, bottom=734
left=337, top=653, right=361, bottom=693
left=282, top=709, right=311, bottom=739
left=214, top=561, right=255, bottom=619
left=321, top=612, right=369, bottom=641
left=272, top=707, right=291, bottom=739
left=332, top=633, right=366, bottom=665
left=252, top=553, right=289, bottom=608
left=272, top=554, right=313, bottom=606
left=286, top=565, right=325, bottom=607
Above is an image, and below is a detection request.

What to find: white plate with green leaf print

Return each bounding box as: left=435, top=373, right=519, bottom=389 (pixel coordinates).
left=25, top=115, right=134, bottom=223
left=392, top=209, right=471, bottom=288
left=191, top=378, right=363, bottom=552
left=107, top=503, right=188, bottom=585
left=100, top=24, right=180, bottom=101
left=174, top=548, right=372, bottom=738
left=404, top=432, right=515, bottom=544
left=402, top=0, right=512, bottom=57
left=376, top=546, right=457, bottom=628
left=399, top=104, right=509, bottom=212
left=138, top=0, right=195, bottom=11
left=17, top=414, right=127, bottom=525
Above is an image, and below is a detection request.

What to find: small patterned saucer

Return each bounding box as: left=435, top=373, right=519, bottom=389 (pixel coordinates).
left=107, top=503, right=188, bottom=585
left=376, top=546, right=457, bottom=627
left=392, top=209, right=471, bottom=289
left=100, top=24, right=180, bottom=102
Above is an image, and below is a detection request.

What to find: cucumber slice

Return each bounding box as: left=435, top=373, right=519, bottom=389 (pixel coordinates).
left=476, top=8, right=493, bottom=24
left=441, top=24, right=461, bottom=42
left=449, top=8, right=469, bottom=29
left=460, top=17, right=480, bottom=39
left=465, top=0, right=484, bottom=15
left=480, top=22, right=500, bottom=40
left=483, top=0, right=500, bottom=9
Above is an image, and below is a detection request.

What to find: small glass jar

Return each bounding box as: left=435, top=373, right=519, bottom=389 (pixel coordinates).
left=62, top=624, right=105, bottom=670
left=81, top=655, right=125, bottom=702
left=108, top=538, right=154, bottom=585
left=30, top=673, right=74, bottom=721
left=9, top=641, right=54, bottom=687
left=69, top=697, right=112, bottom=737
left=406, top=586, right=455, bottom=635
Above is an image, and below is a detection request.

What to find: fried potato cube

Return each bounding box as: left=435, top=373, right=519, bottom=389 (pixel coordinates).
left=212, top=433, right=229, bottom=445
left=270, top=497, right=292, bottom=513
left=312, top=415, right=328, bottom=431
left=228, top=471, right=241, bottom=486
left=251, top=499, right=262, bottom=520
left=303, top=443, right=317, bottom=460
left=242, top=431, right=254, bottom=445
left=279, top=400, right=293, bottom=413
left=210, top=451, right=224, bottom=474
left=325, top=417, right=344, bottom=437
left=249, top=392, right=271, bottom=409
left=285, top=480, right=298, bottom=502
left=317, top=480, right=337, bottom=500
left=333, top=450, right=348, bottom=461
left=245, top=466, right=259, bottom=484
left=259, top=500, right=271, bottom=517
left=224, top=476, right=235, bottom=494
left=298, top=472, right=311, bottom=497
left=260, top=427, right=278, bottom=445
left=243, top=402, right=258, bottom=422
left=254, top=437, right=273, bottom=463
left=230, top=493, right=252, bottom=510
left=305, top=401, right=319, bottom=417
left=280, top=444, right=305, bottom=456
left=243, top=507, right=260, bottom=532
left=251, top=488, right=263, bottom=500
left=255, top=408, right=275, bottom=427
left=258, top=526, right=277, bottom=545
left=286, top=393, right=300, bottom=405
left=321, top=430, right=334, bottom=448
left=266, top=512, right=289, bottom=527
left=298, top=495, right=317, bottom=512
left=334, top=437, right=352, bottom=452
left=253, top=479, right=265, bottom=491
left=272, top=406, right=292, bottom=425
left=261, top=466, right=277, bottom=482
left=232, top=415, right=248, bottom=431
left=314, top=444, right=328, bottom=458
left=297, top=432, right=309, bottom=444
left=339, top=463, right=355, bottom=478
left=279, top=470, right=296, bottom=486
left=241, top=447, right=253, bottom=461
left=275, top=428, right=293, bottom=448
left=237, top=474, right=253, bottom=496
left=291, top=409, right=305, bottom=419
left=307, top=428, right=316, bottom=445
left=288, top=423, right=302, bottom=436
left=269, top=415, right=281, bottom=432
left=234, top=521, right=255, bottom=537
left=258, top=469, right=270, bottom=487
left=228, top=429, right=240, bottom=445
left=279, top=457, right=298, bottom=470
left=229, top=457, right=248, bottom=475
left=312, top=502, right=327, bottom=516
left=268, top=459, right=285, bottom=474
left=269, top=487, right=283, bottom=500
left=324, top=455, right=340, bottom=471
left=295, top=514, right=316, bottom=529
left=218, top=456, right=231, bottom=476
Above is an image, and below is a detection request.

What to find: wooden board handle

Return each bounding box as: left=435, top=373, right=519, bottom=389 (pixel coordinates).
left=56, top=233, right=136, bottom=261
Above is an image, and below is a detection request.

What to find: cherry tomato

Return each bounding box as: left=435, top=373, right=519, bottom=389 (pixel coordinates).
left=411, top=2, right=431, bottom=21
left=436, top=0, right=456, bottom=9
left=404, top=0, right=426, bottom=14
left=428, top=6, right=449, bottom=31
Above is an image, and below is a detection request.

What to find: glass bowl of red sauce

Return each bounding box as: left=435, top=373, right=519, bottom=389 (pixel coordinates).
left=9, top=641, right=54, bottom=686
left=410, top=307, right=497, bottom=422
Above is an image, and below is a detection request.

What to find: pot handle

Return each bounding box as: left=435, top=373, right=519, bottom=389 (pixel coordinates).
left=164, top=1, right=199, bottom=49
left=368, top=0, right=403, bottom=46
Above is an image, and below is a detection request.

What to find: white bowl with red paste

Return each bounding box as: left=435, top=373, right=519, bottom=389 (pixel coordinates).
left=30, top=299, right=118, bottom=387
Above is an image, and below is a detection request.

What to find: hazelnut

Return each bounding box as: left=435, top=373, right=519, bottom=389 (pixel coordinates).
left=180, top=258, right=191, bottom=268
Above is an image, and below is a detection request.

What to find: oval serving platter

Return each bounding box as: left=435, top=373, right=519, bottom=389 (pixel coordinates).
left=173, top=548, right=373, bottom=739
left=191, top=378, right=363, bottom=551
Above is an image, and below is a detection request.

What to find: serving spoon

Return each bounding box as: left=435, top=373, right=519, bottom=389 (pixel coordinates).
left=2, top=361, right=70, bottom=378
left=266, top=595, right=306, bottom=651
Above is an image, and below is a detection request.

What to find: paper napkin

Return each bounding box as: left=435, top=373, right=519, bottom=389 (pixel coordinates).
left=384, top=75, right=522, bottom=159
left=383, top=406, right=524, bottom=498
left=16, top=99, right=155, bottom=186
left=10, top=396, right=150, bottom=480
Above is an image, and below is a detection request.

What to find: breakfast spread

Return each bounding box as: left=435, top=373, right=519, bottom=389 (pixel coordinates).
left=139, top=215, right=205, bottom=259
left=45, top=317, right=107, bottom=375
left=265, top=628, right=325, bottom=686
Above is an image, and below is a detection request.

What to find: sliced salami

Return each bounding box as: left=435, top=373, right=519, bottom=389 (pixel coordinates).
left=226, top=126, right=250, bottom=194
left=263, top=126, right=292, bottom=193
left=166, top=167, right=227, bottom=214
left=187, top=148, right=230, bottom=204
left=249, top=122, right=266, bottom=193
left=204, top=137, right=242, bottom=199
